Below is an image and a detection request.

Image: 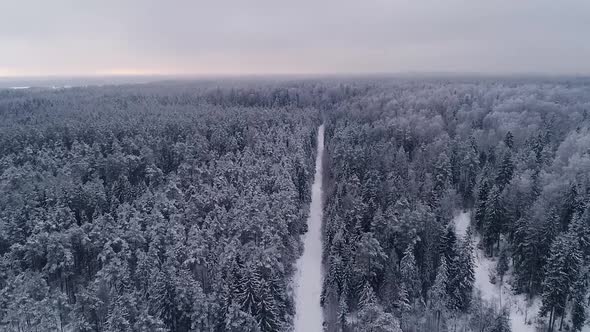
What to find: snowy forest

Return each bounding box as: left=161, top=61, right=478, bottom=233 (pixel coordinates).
left=1, top=78, right=590, bottom=332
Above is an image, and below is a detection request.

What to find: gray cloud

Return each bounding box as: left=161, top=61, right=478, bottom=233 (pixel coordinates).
left=1, top=0, right=589, bottom=76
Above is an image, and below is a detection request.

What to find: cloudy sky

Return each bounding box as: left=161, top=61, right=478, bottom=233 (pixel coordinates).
left=1, top=0, right=590, bottom=77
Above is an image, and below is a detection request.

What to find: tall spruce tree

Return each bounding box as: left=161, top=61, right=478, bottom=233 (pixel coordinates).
left=571, top=269, right=588, bottom=332
left=400, top=244, right=421, bottom=301
left=449, top=233, right=475, bottom=311
left=495, top=151, right=514, bottom=190
left=429, top=257, right=449, bottom=332
left=540, top=231, right=583, bottom=332
left=483, top=185, right=504, bottom=256
left=475, top=177, right=490, bottom=231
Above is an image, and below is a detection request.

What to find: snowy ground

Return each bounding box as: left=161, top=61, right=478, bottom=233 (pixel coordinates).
left=454, top=211, right=543, bottom=332
left=293, top=125, right=325, bottom=332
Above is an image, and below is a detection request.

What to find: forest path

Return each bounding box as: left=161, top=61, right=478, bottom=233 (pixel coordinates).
left=293, top=124, right=325, bottom=332
left=453, top=211, right=540, bottom=332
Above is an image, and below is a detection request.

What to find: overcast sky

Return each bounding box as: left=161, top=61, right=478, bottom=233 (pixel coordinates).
left=1, top=0, right=590, bottom=77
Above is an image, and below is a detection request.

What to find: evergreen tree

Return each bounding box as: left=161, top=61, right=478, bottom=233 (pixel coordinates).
left=449, top=233, right=475, bottom=311
left=255, top=280, right=279, bottom=332
left=104, top=297, right=132, bottom=332
left=395, top=283, right=412, bottom=328
left=356, top=301, right=403, bottom=332
left=504, top=131, right=514, bottom=150
left=429, top=257, right=449, bottom=332
left=483, top=185, right=504, bottom=256
left=337, top=294, right=349, bottom=331
left=359, top=282, right=378, bottom=310
left=440, top=223, right=458, bottom=265
left=400, top=244, right=421, bottom=301
left=497, top=247, right=509, bottom=285
left=224, top=301, right=260, bottom=332
left=540, top=231, right=583, bottom=332
left=371, top=208, right=392, bottom=247
left=355, top=283, right=402, bottom=332
left=475, top=178, right=490, bottom=231
left=513, top=211, right=561, bottom=295
left=237, top=265, right=262, bottom=318
left=133, top=307, right=167, bottom=332
left=495, top=150, right=514, bottom=191
left=570, top=209, right=590, bottom=260
left=571, top=269, right=588, bottom=332
left=490, top=308, right=511, bottom=332
left=354, top=231, right=387, bottom=284
left=150, top=258, right=180, bottom=331
left=459, top=137, right=480, bottom=204
left=434, top=151, right=452, bottom=197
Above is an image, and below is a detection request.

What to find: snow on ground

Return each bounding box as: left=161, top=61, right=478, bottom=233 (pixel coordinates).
left=454, top=211, right=470, bottom=238
left=454, top=211, right=542, bottom=332
left=293, top=125, right=325, bottom=332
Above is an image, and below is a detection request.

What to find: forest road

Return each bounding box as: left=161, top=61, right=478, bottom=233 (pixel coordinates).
left=293, top=124, right=325, bottom=332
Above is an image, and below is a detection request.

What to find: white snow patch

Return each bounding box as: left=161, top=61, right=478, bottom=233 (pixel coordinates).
left=453, top=210, right=470, bottom=238
left=293, top=125, right=325, bottom=332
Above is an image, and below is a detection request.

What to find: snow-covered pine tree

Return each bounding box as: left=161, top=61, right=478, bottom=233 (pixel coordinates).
left=237, top=265, right=262, bottom=317
left=434, top=151, right=452, bottom=198
left=428, top=257, right=449, bottom=332
left=395, top=283, right=412, bottom=330
left=483, top=185, right=504, bottom=256
left=256, top=279, right=280, bottom=332
left=337, top=292, right=349, bottom=331
left=400, top=244, right=421, bottom=301
left=495, top=150, right=514, bottom=190
left=490, top=308, right=511, bottom=332
left=355, top=286, right=403, bottom=332
left=104, top=296, right=132, bottom=332
left=571, top=268, right=588, bottom=332
left=540, top=231, right=583, bottom=332
left=224, top=300, right=260, bottom=332
left=449, top=232, right=475, bottom=311
left=504, top=131, right=514, bottom=150
left=570, top=209, right=590, bottom=260
left=440, top=222, right=458, bottom=265
left=497, top=247, right=509, bottom=285
left=359, top=282, right=378, bottom=310
left=459, top=136, right=480, bottom=204
left=474, top=177, right=490, bottom=231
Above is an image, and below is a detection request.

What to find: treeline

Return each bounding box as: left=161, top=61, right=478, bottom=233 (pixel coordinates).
left=0, top=83, right=333, bottom=331
left=321, top=80, right=590, bottom=331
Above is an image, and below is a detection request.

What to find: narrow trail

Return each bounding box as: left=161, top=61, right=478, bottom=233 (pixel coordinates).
left=453, top=211, right=540, bottom=332
left=293, top=124, right=325, bottom=332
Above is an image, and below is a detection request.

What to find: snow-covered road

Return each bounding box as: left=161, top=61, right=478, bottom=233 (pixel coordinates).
left=293, top=124, right=325, bottom=332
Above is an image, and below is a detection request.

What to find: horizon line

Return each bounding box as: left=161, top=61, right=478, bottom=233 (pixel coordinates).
left=2, top=71, right=590, bottom=81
